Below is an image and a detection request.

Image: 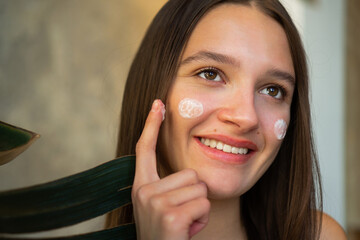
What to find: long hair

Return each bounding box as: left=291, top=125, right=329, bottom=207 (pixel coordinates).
left=106, top=0, right=323, bottom=239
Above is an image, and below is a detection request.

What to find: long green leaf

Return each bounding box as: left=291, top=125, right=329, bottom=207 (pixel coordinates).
left=0, top=155, right=135, bottom=234
left=0, top=121, right=39, bottom=166
left=0, top=224, right=136, bottom=240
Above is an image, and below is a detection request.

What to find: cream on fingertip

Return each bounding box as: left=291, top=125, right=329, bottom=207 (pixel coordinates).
left=151, top=99, right=160, bottom=113
left=161, top=106, right=166, bottom=121
left=151, top=99, right=166, bottom=121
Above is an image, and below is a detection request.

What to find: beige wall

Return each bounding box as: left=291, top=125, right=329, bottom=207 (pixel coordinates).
left=0, top=0, right=165, bottom=236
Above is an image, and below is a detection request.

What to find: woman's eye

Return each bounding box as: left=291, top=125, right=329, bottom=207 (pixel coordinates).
left=198, top=69, right=222, bottom=82
left=260, top=86, right=283, bottom=99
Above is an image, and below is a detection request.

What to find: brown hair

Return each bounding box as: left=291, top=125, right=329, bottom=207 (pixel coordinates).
left=106, top=0, right=323, bottom=239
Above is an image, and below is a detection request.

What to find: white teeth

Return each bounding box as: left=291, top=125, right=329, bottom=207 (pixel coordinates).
left=223, top=144, right=232, bottom=153
left=240, top=148, right=248, bottom=154
left=200, top=138, right=249, bottom=155
left=210, top=139, right=217, bottom=148
left=216, top=142, right=223, bottom=150
left=231, top=146, right=239, bottom=154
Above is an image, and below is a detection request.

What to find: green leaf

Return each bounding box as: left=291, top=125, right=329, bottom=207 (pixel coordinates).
left=0, top=123, right=136, bottom=239
left=0, top=224, right=136, bottom=240
left=0, top=121, right=40, bottom=166
left=0, top=155, right=135, bottom=234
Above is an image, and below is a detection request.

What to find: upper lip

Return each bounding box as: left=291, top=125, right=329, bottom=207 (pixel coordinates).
left=197, top=134, right=258, bottom=151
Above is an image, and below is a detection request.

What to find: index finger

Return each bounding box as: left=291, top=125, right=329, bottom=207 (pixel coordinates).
left=134, top=99, right=165, bottom=185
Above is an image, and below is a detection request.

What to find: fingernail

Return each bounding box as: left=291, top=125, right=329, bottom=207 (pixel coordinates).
left=151, top=100, right=166, bottom=121
left=151, top=100, right=160, bottom=112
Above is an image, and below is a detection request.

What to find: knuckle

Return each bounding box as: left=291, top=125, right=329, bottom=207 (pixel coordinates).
left=134, top=185, right=151, bottom=205
left=162, top=211, right=187, bottom=233
left=161, top=210, right=178, bottom=226
left=131, top=187, right=137, bottom=200
left=197, top=183, right=208, bottom=195
left=136, top=140, right=153, bottom=156
left=149, top=195, right=166, bottom=210
left=135, top=140, right=146, bottom=154
left=160, top=210, right=192, bottom=233
left=183, top=168, right=198, bottom=182
left=199, top=197, right=211, bottom=210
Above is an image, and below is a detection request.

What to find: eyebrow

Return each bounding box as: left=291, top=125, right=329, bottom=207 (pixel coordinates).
left=180, top=50, right=239, bottom=67
left=180, top=50, right=296, bottom=85
left=265, top=68, right=296, bottom=86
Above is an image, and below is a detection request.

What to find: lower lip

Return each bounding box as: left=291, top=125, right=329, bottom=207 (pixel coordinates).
left=194, top=138, right=254, bottom=164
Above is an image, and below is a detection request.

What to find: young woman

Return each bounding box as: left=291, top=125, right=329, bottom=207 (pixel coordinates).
left=106, top=0, right=347, bottom=239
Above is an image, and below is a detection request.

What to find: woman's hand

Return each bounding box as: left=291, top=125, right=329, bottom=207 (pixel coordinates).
left=132, top=99, right=211, bottom=240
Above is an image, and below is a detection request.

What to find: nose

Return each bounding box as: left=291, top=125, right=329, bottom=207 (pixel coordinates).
left=217, top=90, right=259, bottom=132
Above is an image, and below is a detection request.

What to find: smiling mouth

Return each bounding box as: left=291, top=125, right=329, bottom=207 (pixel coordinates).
left=200, top=137, right=249, bottom=155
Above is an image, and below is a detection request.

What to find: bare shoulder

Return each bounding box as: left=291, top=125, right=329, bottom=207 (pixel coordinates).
left=319, top=212, right=347, bottom=240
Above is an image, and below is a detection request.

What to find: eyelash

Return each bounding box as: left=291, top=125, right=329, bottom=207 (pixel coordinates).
left=195, top=67, right=288, bottom=100
left=259, top=84, right=287, bottom=100
left=196, top=67, right=224, bottom=82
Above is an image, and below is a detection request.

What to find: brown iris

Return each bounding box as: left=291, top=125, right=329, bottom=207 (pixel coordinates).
left=204, top=70, right=218, bottom=80
left=267, top=87, right=279, bottom=97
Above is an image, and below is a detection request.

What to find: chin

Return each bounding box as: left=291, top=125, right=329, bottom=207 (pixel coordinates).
left=197, top=168, right=252, bottom=200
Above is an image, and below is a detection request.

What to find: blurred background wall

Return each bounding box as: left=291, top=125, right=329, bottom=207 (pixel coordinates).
left=345, top=0, right=360, bottom=239
left=282, top=0, right=346, bottom=229
left=0, top=0, right=167, bottom=236
left=0, top=0, right=358, bottom=238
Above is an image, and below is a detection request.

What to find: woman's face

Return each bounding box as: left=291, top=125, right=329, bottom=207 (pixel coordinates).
left=161, top=4, right=295, bottom=199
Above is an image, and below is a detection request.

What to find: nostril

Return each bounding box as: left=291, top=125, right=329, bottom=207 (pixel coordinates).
left=216, top=106, right=259, bottom=131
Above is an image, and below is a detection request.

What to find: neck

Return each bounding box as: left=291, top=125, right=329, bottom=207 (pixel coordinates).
left=192, top=197, right=247, bottom=240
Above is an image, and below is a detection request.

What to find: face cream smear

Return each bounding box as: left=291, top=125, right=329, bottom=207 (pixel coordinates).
left=178, top=98, right=204, bottom=119
left=274, top=119, right=287, bottom=140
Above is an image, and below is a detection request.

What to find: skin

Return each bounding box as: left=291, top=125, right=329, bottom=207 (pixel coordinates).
left=320, top=213, right=348, bottom=240
left=161, top=2, right=296, bottom=201
left=132, top=3, right=347, bottom=240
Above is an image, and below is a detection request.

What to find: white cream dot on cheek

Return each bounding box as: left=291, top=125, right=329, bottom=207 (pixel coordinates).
left=274, top=119, right=287, bottom=140
left=178, top=98, right=204, bottom=118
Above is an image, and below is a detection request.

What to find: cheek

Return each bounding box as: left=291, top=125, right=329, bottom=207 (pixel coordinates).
left=178, top=98, right=204, bottom=119
left=274, top=119, right=287, bottom=140
left=258, top=107, right=289, bottom=142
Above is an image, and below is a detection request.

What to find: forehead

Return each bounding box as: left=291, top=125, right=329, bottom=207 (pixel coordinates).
left=181, top=3, right=294, bottom=76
